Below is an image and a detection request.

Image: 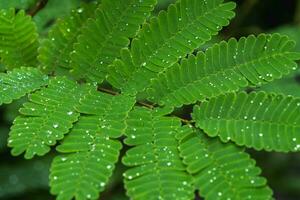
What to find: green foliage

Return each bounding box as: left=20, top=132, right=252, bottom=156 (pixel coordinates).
left=71, top=0, right=157, bottom=82
left=51, top=91, right=135, bottom=200
left=0, top=67, right=48, bottom=105
left=123, top=107, right=194, bottom=200
left=33, top=0, right=81, bottom=33
left=259, top=26, right=300, bottom=97
left=193, top=92, right=300, bottom=152
left=108, top=0, right=236, bottom=94
left=258, top=73, right=300, bottom=97
left=0, top=8, right=39, bottom=69
left=1, top=0, right=300, bottom=199
left=177, top=126, right=273, bottom=200
left=147, top=34, right=300, bottom=107
left=8, top=77, right=86, bottom=159
left=38, top=3, right=97, bottom=74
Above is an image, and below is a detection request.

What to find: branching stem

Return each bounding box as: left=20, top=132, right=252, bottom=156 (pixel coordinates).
left=28, top=0, right=48, bottom=17
left=98, top=87, right=192, bottom=124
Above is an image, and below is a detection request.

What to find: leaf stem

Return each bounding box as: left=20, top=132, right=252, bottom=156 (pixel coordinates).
left=28, top=0, right=48, bottom=17
left=98, top=87, right=192, bottom=124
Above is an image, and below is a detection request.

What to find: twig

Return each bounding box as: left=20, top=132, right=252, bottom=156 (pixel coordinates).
left=28, top=0, right=48, bottom=17
left=136, top=101, right=154, bottom=109
left=98, top=87, right=192, bottom=124
left=98, top=87, right=119, bottom=96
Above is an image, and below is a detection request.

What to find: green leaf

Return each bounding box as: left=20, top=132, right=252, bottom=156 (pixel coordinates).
left=122, top=107, right=194, bottom=200
left=50, top=117, right=122, bottom=200
left=108, top=0, right=236, bottom=93
left=8, top=77, right=87, bottom=159
left=0, top=8, right=39, bottom=69
left=258, top=73, right=300, bottom=98
left=176, top=126, right=273, bottom=200
left=0, top=67, right=49, bottom=106
left=192, top=91, right=300, bottom=152
left=71, top=0, right=156, bottom=83
left=33, top=0, right=81, bottom=33
left=38, top=3, right=98, bottom=74
left=50, top=91, right=135, bottom=200
left=147, top=33, right=300, bottom=107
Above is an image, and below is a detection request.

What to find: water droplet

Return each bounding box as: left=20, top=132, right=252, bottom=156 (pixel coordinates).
left=61, top=157, right=67, bottom=161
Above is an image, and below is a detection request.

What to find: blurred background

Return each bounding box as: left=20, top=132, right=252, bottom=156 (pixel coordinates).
left=0, top=0, right=300, bottom=199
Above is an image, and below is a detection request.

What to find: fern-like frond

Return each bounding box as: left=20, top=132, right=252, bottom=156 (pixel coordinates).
left=50, top=116, right=122, bottom=200
left=193, top=91, right=300, bottom=152
left=38, top=3, right=97, bottom=74
left=122, top=107, right=194, bottom=200
left=177, top=126, right=273, bottom=200
left=50, top=91, right=135, bottom=200
left=0, top=67, right=48, bottom=105
left=147, top=33, right=300, bottom=107
left=8, top=77, right=87, bottom=159
left=108, top=0, right=236, bottom=93
left=71, top=0, right=156, bottom=83
left=0, top=8, right=39, bottom=69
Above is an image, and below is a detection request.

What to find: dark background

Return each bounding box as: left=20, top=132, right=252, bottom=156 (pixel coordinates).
left=0, top=0, right=300, bottom=199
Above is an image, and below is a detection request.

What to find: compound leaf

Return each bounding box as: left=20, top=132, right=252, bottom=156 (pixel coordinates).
left=122, top=107, right=194, bottom=200
left=108, top=0, right=236, bottom=94
left=38, top=3, right=98, bottom=74
left=193, top=91, right=300, bottom=152
left=71, top=0, right=156, bottom=83
left=147, top=34, right=300, bottom=107
left=50, top=90, right=135, bottom=200
left=0, top=8, right=39, bottom=69
left=0, top=67, right=48, bottom=106
left=177, top=126, right=273, bottom=200
left=8, top=77, right=87, bottom=159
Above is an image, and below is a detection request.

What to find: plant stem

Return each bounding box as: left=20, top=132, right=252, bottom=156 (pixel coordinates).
left=98, top=87, right=192, bottom=124
left=28, top=0, right=48, bottom=17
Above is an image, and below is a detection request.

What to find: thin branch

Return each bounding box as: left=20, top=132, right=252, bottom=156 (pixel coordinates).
left=136, top=101, right=154, bottom=109
left=98, top=87, right=119, bottom=96
left=28, top=0, right=48, bottom=17
left=98, top=87, right=192, bottom=124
